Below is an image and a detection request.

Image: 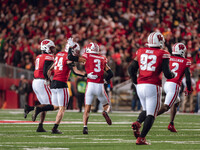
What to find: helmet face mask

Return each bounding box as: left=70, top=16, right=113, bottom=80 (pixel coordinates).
left=85, top=42, right=99, bottom=54
left=41, top=39, right=55, bottom=54
left=172, top=43, right=186, bottom=57
left=146, top=32, right=165, bottom=48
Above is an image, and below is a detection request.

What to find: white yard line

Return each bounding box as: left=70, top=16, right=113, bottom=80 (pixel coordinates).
left=1, top=140, right=200, bottom=145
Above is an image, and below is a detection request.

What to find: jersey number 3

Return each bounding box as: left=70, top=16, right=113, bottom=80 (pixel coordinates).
left=140, top=54, right=157, bottom=71
left=94, top=59, right=101, bottom=72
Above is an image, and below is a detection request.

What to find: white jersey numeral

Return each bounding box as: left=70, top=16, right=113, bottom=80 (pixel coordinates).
left=94, top=59, right=101, bottom=72
left=140, top=54, right=157, bottom=71
left=35, top=58, right=40, bottom=70
left=171, top=62, right=179, bottom=77
left=54, top=57, right=63, bottom=71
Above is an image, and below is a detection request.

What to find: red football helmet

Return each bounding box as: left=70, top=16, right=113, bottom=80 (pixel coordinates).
left=146, top=32, right=165, bottom=48
left=85, top=42, right=99, bottom=54
left=40, top=39, right=55, bottom=54
left=172, top=43, right=186, bottom=57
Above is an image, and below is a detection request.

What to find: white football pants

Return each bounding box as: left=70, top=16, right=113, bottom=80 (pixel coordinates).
left=164, top=82, right=180, bottom=107
left=137, top=84, right=162, bottom=117
left=85, top=82, right=110, bottom=105
left=51, top=88, right=69, bottom=107
left=32, top=79, right=52, bottom=104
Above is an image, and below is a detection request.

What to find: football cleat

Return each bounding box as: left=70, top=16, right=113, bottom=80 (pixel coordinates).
left=83, top=127, right=88, bottom=134
left=24, top=105, right=30, bottom=119
left=32, top=107, right=41, bottom=122
left=51, top=128, right=62, bottom=134
left=136, top=137, right=151, bottom=145
left=168, top=123, right=177, bottom=132
left=132, top=121, right=141, bottom=138
left=102, top=111, right=112, bottom=125
left=36, top=127, right=47, bottom=132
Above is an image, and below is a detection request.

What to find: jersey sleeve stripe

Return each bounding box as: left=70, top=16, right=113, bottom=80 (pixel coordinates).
left=162, top=54, right=170, bottom=58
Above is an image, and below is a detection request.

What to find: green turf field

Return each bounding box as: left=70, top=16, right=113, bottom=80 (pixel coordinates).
left=0, top=109, right=200, bottom=150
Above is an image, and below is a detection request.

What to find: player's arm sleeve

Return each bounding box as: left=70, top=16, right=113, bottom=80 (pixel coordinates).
left=162, top=58, right=175, bottom=79
left=105, top=69, right=114, bottom=82
left=68, top=62, right=86, bottom=77
left=128, top=60, right=139, bottom=84
left=185, top=67, right=191, bottom=91
left=68, top=48, right=79, bottom=62
left=43, top=60, right=54, bottom=79
left=104, top=64, right=113, bottom=82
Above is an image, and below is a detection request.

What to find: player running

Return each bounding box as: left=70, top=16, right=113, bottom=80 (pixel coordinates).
left=157, top=43, right=192, bottom=132
left=67, top=39, right=113, bottom=134
left=24, top=39, right=56, bottom=132
left=128, top=32, right=175, bottom=145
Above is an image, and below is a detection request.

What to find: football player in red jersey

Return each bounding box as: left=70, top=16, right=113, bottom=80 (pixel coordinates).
left=67, top=39, right=113, bottom=134
left=157, top=43, right=192, bottom=132
left=24, top=39, right=56, bottom=132
left=31, top=40, right=97, bottom=134
left=128, top=32, right=175, bottom=145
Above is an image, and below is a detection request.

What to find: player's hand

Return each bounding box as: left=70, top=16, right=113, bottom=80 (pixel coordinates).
left=104, top=79, right=108, bottom=84
left=87, top=72, right=98, bottom=79
left=44, top=80, right=50, bottom=86
left=67, top=38, right=75, bottom=47
left=171, top=71, right=176, bottom=78
left=184, top=88, right=193, bottom=96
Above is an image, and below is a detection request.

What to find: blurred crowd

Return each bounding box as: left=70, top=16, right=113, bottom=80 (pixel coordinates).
left=0, top=0, right=200, bottom=81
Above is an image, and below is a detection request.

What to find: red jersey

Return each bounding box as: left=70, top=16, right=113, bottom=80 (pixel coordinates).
left=82, top=53, right=107, bottom=83
left=167, top=56, right=191, bottom=85
left=53, top=52, right=71, bottom=83
left=34, top=54, right=54, bottom=79
left=196, top=80, right=200, bottom=93
left=136, top=47, right=170, bottom=86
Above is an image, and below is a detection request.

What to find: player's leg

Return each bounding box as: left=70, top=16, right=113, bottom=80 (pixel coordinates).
left=83, top=104, right=91, bottom=134
left=97, top=83, right=112, bottom=125
left=32, top=85, right=54, bottom=122
left=157, top=82, right=179, bottom=116
left=168, top=102, right=179, bottom=132
left=36, top=83, right=52, bottom=132
left=136, top=84, right=161, bottom=145
left=36, top=111, right=47, bottom=132
left=52, top=88, right=68, bottom=134
left=168, top=98, right=180, bottom=133
left=83, top=83, right=94, bottom=134
left=25, top=79, right=40, bottom=118
left=131, top=84, right=146, bottom=139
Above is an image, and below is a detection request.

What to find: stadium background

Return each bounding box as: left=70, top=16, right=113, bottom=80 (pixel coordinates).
left=0, top=0, right=200, bottom=111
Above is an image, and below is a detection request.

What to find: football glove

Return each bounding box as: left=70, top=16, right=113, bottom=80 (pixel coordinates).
left=67, top=37, right=75, bottom=47
left=184, top=88, right=193, bottom=96
left=87, top=72, right=98, bottom=79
